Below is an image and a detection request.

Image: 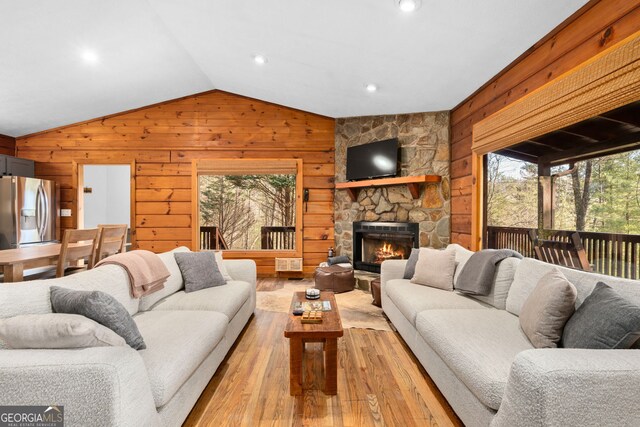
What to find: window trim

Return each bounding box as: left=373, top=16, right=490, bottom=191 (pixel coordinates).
left=191, top=158, right=303, bottom=257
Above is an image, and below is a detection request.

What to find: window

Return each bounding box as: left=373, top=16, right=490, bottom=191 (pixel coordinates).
left=550, top=150, right=640, bottom=234
left=193, top=159, right=302, bottom=254
left=486, top=153, right=537, bottom=228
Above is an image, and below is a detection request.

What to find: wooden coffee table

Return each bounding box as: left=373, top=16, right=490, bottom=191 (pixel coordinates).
left=284, top=291, right=344, bottom=395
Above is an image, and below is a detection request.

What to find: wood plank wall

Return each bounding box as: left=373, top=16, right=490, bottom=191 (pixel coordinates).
left=0, top=134, right=15, bottom=156
left=15, top=90, right=335, bottom=276
left=449, top=0, right=640, bottom=249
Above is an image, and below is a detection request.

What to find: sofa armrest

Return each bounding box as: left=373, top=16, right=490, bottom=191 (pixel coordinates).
left=493, top=349, right=640, bottom=427
left=223, top=259, right=257, bottom=289
left=380, top=260, right=407, bottom=287
left=0, top=347, right=159, bottom=427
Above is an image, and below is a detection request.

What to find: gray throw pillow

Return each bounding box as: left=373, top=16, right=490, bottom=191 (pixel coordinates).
left=50, top=286, right=146, bottom=350
left=562, top=282, right=640, bottom=349
left=174, top=251, right=226, bottom=293
left=519, top=269, right=577, bottom=348
left=403, top=248, right=420, bottom=279
left=327, top=255, right=350, bottom=266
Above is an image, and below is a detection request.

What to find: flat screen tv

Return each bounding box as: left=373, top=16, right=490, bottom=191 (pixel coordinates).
left=346, top=138, right=399, bottom=181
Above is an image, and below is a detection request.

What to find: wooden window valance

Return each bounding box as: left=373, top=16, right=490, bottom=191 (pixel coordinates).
left=194, top=159, right=298, bottom=175
left=472, top=30, right=640, bottom=155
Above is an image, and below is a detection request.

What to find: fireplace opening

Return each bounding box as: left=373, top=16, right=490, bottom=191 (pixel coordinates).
left=353, top=221, right=419, bottom=273
left=362, top=233, right=411, bottom=263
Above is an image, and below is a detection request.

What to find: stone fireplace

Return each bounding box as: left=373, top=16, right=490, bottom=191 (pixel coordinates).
left=334, top=112, right=451, bottom=266
left=353, top=221, right=419, bottom=273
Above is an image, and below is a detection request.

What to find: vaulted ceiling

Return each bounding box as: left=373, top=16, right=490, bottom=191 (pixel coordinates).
left=0, top=0, right=589, bottom=136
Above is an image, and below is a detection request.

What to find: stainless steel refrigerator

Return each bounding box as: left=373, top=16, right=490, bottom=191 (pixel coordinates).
left=0, top=176, right=59, bottom=249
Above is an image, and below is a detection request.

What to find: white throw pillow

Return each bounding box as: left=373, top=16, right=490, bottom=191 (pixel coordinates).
left=410, top=247, right=456, bottom=291
left=449, top=243, right=474, bottom=285
left=214, top=251, right=233, bottom=282
left=0, top=313, right=126, bottom=349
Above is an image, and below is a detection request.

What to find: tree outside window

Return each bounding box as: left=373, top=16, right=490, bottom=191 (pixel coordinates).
left=486, top=150, right=640, bottom=235
left=199, top=174, right=296, bottom=250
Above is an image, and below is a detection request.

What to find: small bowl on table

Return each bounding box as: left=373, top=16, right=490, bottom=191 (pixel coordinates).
left=305, top=288, right=320, bottom=300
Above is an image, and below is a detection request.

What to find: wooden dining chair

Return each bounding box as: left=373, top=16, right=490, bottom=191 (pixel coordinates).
left=528, top=230, right=592, bottom=272
left=94, top=224, right=128, bottom=263
left=56, top=228, right=100, bottom=278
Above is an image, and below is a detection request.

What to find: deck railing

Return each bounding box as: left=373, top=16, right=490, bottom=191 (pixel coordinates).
left=486, top=226, right=640, bottom=279
left=261, top=226, right=295, bottom=250
left=200, top=226, right=228, bottom=250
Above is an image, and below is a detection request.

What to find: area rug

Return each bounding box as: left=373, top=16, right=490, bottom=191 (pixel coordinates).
left=256, top=281, right=392, bottom=331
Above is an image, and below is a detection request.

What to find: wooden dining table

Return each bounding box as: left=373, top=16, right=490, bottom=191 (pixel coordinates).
left=0, top=243, right=93, bottom=282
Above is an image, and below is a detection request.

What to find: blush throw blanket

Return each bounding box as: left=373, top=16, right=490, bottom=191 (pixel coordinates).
left=455, top=249, right=523, bottom=296
left=96, top=250, right=170, bottom=298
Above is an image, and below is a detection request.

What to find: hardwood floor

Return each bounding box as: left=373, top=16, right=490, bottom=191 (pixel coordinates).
left=183, top=279, right=462, bottom=427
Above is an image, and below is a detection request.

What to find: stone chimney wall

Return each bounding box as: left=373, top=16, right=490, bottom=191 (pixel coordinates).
left=334, top=112, right=451, bottom=259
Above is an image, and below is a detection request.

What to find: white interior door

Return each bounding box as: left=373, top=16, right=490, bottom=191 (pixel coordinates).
left=82, top=165, right=131, bottom=230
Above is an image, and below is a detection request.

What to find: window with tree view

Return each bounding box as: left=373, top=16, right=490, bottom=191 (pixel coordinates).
left=487, top=150, right=640, bottom=234
left=199, top=174, right=297, bottom=250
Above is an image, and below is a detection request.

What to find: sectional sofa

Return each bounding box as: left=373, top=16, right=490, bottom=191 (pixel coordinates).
left=0, top=247, right=256, bottom=427
left=381, top=244, right=640, bottom=427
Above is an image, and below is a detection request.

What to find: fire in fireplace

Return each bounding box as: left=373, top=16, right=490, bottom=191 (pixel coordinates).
left=353, top=222, right=419, bottom=273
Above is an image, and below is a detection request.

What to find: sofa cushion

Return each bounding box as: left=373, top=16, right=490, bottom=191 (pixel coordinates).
left=134, top=310, right=227, bottom=407
left=212, top=251, right=233, bottom=281
left=416, top=309, right=534, bottom=410
left=507, top=257, right=640, bottom=316
left=0, top=264, right=139, bottom=319
left=449, top=244, right=520, bottom=310
left=385, top=279, right=490, bottom=326
left=174, top=251, right=226, bottom=292
left=50, top=286, right=146, bottom=350
left=562, top=282, right=640, bottom=349
left=139, top=247, right=189, bottom=311
left=149, top=281, right=252, bottom=320
left=450, top=243, right=474, bottom=284
left=0, top=313, right=126, bottom=349
left=470, top=257, right=519, bottom=310
left=519, top=269, right=577, bottom=348
left=403, top=248, right=420, bottom=279
left=410, top=247, right=456, bottom=290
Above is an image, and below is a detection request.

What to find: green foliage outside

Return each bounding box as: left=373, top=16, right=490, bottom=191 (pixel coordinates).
left=199, top=174, right=296, bottom=250
left=487, top=150, right=640, bottom=235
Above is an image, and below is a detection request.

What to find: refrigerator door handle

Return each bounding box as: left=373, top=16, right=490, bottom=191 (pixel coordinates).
left=35, top=183, right=49, bottom=240
left=41, top=184, right=50, bottom=239
left=35, top=184, right=43, bottom=239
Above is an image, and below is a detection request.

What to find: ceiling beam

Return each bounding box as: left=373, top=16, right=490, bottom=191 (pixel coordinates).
left=495, top=148, right=539, bottom=163
left=554, top=129, right=599, bottom=143
left=596, top=114, right=640, bottom=131
left=539, top=131, right=640, bottom=166
left=522, top=138, right=566, bottom=151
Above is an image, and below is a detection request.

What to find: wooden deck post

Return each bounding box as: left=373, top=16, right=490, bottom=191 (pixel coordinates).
left=538, top=163, right=553, bottom=234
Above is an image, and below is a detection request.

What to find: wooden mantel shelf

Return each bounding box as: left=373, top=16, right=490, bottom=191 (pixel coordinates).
left=335, top=175, right=442, bottom=201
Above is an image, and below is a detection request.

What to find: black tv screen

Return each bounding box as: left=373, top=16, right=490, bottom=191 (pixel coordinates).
left=346, top=138, right=399, bottom=181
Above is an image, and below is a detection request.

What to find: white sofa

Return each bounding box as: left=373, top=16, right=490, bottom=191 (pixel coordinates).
left=0, top=247, right=256, bottom=427
left=381, top=244, right=640, bottom=427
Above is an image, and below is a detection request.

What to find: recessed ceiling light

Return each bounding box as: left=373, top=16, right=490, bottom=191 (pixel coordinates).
left=397, top=0, right=421, bottom=13
left=81, top=49, right=99, bottom=64
left=254, top=54, right=267, bottom=65
left=366, top=84, right=378, bottom=93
